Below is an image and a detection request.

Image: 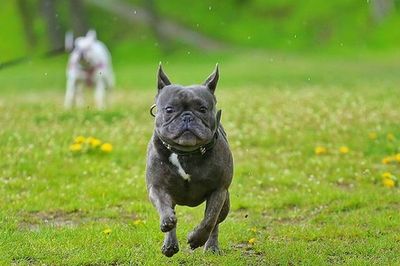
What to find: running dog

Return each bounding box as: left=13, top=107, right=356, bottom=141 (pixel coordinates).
left=146, top=65, right=233, bottom=257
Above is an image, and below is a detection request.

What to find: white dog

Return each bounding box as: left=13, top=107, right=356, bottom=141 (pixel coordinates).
left=65, top=30, right=114, bottom=109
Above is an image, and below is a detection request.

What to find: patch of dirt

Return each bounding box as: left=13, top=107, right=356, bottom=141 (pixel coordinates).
left=260, top=205, right=328, bottom=225
left=231, top=242, right=265, bottom=263
left=18, top=209, right=137, bottom=231
left=12, top=256, right=38, bottom=265
left=327, top=254, right=346, bottom=264
left=335, top=179, right=355, bottom=190
left=261, top=210, right=307, bottom=225
left=81, top=260, right=127, bottom=266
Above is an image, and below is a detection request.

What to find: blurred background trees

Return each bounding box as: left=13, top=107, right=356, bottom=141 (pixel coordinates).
left=371, top=0, right=394, bottom=23
left=2, top=0, right=400, bottom=63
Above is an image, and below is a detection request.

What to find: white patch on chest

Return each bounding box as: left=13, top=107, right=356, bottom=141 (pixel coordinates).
left=169, top=153, right=191, bottom=181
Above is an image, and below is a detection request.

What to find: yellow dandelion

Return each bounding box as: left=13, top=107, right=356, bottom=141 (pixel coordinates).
left=339, top=146, right=349, bottom=154
left=315, top=146, right=327, bottom=155
left=87, top=137, right=102, bottom=148
left=383, top=178, right=395, bottom=188
left=249, top=227, right=257, bottom=233
left=101, top=143, right=113, bottom=153
left=74, top=136, right=86, bottom=144
left=91, top=139, right=102, bottom=148
left=248, top=238, right=256, bottom=244
left=382, top=156, right=395, bottom=164
left=133, top=219, right=145, bottom=225
left=395, top=154, right=400, bottom=162
left=102, top=228, right=112, bottom=235
left=387, top=133, right=395, bottom=141
left=382, top=172, right=392, bottom=179
left=368, top=132, right=377, bottom=140
left=69, top=143, right=82, bottom=152
left=382, top=172, right=397, bottom=188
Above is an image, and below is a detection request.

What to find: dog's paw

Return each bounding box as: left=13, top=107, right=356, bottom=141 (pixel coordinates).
left=204, top=241, right=220, bottom=254
left=160, top=215, right=177, bottom=232
left=161, top=242, right=179, bottom=257
left=204, top=245, right=221, bottom=254
left=187, top=227, right=210, bottom=250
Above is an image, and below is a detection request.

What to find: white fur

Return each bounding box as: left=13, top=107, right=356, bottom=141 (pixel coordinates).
left=169, top=153, right=191, bottom=181
left=65, top=30, right=114, bottom=110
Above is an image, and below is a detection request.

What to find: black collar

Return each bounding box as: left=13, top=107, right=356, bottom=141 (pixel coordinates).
left=157, top=130, right=219, bottom=156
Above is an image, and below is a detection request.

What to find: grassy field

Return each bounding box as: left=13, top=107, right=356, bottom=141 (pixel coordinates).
left=1, top=51, right=400, bottom=265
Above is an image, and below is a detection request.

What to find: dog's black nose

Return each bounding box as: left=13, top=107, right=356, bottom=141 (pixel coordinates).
left=182, top=112, right=193, bottom=123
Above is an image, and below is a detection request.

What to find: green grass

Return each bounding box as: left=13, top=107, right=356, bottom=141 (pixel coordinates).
left=1, top=51, right=400, bottom=265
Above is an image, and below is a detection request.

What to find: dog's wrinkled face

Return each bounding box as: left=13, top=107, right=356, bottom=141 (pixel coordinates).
left=155, top=65, right=219, bottom=149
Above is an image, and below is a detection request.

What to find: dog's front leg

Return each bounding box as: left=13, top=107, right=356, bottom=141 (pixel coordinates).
left=94, top=79, right=106, bottom=110
left=64, top=76, right=76, bottom=109
left=149, top=186, right=177, bottom=232
left=162, top=227, right=179, bottom=257
left=188, top=188, right=227, bottom=249
left=149, top=186, right=179, bottom=256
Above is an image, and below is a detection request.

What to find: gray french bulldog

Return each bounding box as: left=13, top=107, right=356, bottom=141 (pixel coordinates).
left=146, top=64, right=233, bottom=257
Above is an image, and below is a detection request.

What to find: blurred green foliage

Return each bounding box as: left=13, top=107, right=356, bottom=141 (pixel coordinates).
left=2, top=0, right=400, bottom=62
left=1, top=2, right=27, bottom=60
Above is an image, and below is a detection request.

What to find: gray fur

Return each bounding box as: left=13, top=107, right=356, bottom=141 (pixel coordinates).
left=146, top=65, right=233, bottom=257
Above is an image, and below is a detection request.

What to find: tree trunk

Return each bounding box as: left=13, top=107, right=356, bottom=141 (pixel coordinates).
left=144, top=0, right=173, bottom=53
left=41, top=0, right=64, bottom=51
left=371, top=0, right=394, bottom=23
left=87, top=0, right=224, bottom=51
left=69, top=0, right=89, bottom=37
left=17, top=0, right=36, bottom=49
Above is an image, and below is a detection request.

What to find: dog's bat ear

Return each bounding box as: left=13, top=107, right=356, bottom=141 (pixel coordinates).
left=204, top=64, right=219, bottom=94
left=157, top=63, right=172, bottom=91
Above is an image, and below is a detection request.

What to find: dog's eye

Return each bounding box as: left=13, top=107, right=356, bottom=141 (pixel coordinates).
left=165, top=107, right=174, bottom=114
left=199, top=106, right=208, bottom=113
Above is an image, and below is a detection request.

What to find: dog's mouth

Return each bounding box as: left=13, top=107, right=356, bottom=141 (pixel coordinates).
left=173, top=130, right=199, bottom=147
left=158, top=119, right=213, bottom=149
left=174, top=128, right=196, bottom=137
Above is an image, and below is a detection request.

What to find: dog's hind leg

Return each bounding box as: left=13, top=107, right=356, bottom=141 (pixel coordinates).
left=64, top=78, right=76, bottom=109
left=204, top=191, right=230, bottom=253
left=188, top=188, right=227, bottom=250
left=162, top=227, right=179, bottom=257
left=94, top=79, right=106, bottom=110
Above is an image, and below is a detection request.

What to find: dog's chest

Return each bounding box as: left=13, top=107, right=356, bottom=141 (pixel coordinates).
left=168, top=153, right=191, bottom=181
left=166, top=153, right=213, bottom=182
left=81, top=66, right=96, bottom=86
left=164, top=152, right=218, bottom=206
left=166, top=152, right=219, bottom=184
